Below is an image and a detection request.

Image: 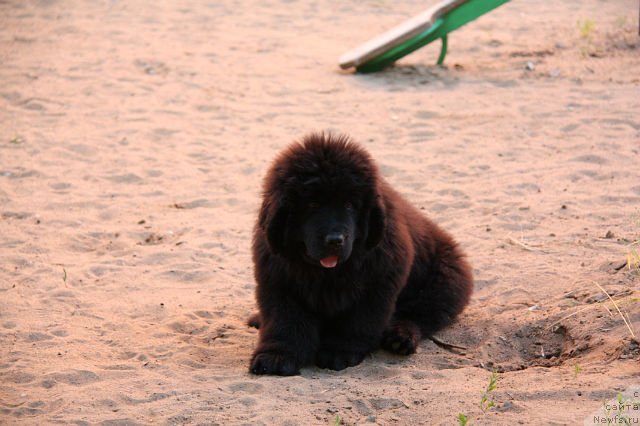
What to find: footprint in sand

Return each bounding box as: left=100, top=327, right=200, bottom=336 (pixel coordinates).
left=167, top=319, right=209, bottom=336
left=39, top=370, right=100, bottom=388
left=2, top=370, right=36, bottom=384
left=570, top=154, right=608, bottom=165
left=24, top=332, right=54, bottom=342
left=228, top=382, right=264, bottom=394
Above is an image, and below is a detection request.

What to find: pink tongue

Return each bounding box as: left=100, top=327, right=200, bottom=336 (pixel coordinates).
left=320, top=256, right=338, bottom=268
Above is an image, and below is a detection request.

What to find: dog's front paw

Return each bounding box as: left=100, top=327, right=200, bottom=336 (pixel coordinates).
left=315, top=346, right=367, bottom=371
left=250, top=350, right=300, bottom=376
left=381, top=320, right=420, bottom=355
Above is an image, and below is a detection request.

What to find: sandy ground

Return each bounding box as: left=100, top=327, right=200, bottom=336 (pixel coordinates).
left=1, top=0, right=639, bottom=424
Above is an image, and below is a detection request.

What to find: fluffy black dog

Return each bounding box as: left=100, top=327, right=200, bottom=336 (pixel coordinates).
left=249, top=133, right=472, bottom=375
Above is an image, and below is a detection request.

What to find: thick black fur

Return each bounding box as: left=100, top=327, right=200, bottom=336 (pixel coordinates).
left=249, top=133, right=473, bottom=375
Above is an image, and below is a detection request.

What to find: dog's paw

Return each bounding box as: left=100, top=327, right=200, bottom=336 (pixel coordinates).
left=381, top=321, right=420, bottom=355
left=247, top=312, right=261, bottom=329
left=315, top=346, right=367, bottom=371
left=250, top=350, right=299, bottom=376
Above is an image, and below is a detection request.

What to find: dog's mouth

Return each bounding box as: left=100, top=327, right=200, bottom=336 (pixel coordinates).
left=319, top=256, right=339, bottom=268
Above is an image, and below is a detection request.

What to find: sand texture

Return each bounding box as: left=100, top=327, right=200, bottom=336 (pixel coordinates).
left=1, top=0, right=639, bottom=424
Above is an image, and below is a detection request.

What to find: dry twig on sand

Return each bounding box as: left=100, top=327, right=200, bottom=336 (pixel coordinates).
left=506, top=236, right=548, bottom=253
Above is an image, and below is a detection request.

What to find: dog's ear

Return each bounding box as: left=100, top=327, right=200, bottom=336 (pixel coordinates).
left=364, top=194, right=386, bottom=249
left=258, top=196, right=289, bottom=254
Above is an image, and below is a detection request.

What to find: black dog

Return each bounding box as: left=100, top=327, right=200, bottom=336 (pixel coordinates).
left=249, top=133, right=472, bottom=375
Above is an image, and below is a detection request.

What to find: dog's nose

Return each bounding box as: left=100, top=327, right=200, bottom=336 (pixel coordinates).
left=325, top=233, right=345, bottom=248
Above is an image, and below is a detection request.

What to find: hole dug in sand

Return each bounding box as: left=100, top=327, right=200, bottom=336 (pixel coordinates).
left=478, top=321, right=580, bottom=373
left=472, top=303, right=639, bottom=373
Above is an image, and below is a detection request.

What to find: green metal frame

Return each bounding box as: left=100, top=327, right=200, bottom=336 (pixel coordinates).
left=356, top=0, right=510, bottom=73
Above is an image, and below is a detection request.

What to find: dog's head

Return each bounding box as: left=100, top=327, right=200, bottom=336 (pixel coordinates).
left=258, top=133, right=386, bottom=268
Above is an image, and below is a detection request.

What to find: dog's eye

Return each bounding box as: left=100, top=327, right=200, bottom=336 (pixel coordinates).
left=308, top=202, right=320, bottom=209
left=345, top=201, right=354, bottom=209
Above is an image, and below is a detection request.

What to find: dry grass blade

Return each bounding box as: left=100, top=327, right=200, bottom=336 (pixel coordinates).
left=548, top=305, right=593, bottom=330
left=548, top=293, right=640, bottom=332
left=628, top=244, right=640, bottom=272
left=592, top=281, right=636, bottom=338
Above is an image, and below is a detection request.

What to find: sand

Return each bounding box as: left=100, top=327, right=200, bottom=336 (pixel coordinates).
left=1, top=0, right=639, bottom=424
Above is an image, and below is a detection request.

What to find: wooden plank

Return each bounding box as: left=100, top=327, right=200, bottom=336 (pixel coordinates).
left=339, top=0, right=468, bottom=70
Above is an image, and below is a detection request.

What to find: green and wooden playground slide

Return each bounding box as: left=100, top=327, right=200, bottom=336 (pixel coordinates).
left=339, top=0, right=511, bottom=73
